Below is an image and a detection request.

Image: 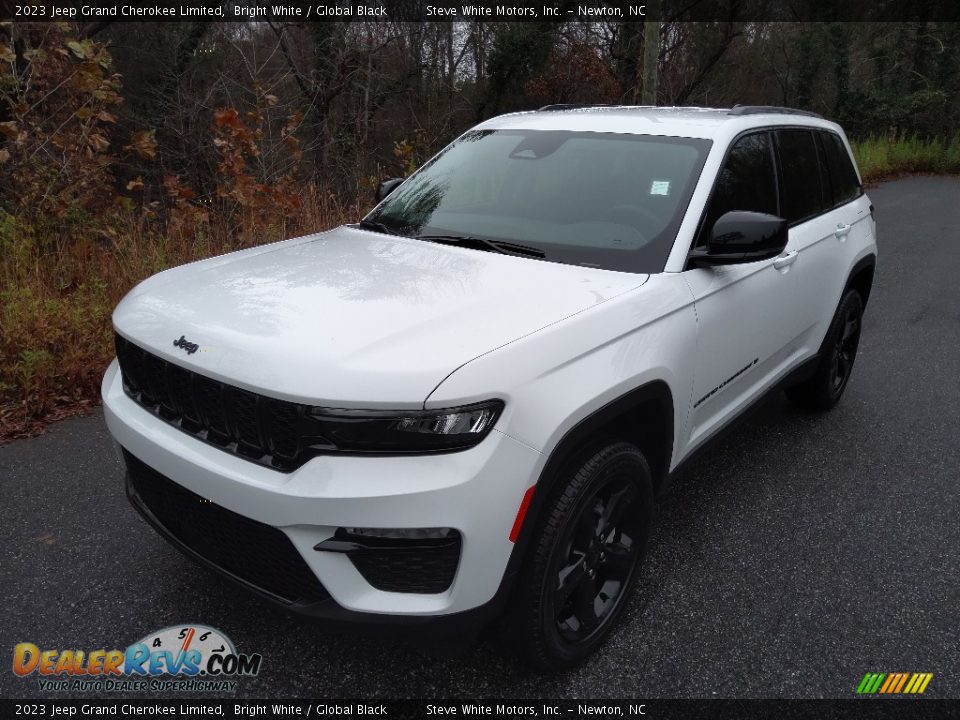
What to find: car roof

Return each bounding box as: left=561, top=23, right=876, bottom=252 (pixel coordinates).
left=475, top=106, right=843, bottom=141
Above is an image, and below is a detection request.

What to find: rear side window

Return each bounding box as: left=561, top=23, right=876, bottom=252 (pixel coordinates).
left=818, top=131, right=862, bottom=206
left=776, top=129, right=828, bottom=223
left=699, top=132, right=778, bottom=245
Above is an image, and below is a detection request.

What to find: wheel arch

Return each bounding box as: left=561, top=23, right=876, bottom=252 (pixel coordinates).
left=844, top=253, right=876, bottom=309
left=490, top=380, right=674, bottom=626
left=546, top=380, right=672, bottom=493
left=514, top=380, right=674, bottom=553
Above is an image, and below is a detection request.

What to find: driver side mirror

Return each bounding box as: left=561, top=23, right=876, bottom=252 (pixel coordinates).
left=375, top=178, right=404, bottom=203
left=690, top=211, right=788, bottom=266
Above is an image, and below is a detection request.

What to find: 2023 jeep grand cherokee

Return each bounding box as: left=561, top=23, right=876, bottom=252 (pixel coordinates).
left=103, top=105, right=876, bottom=669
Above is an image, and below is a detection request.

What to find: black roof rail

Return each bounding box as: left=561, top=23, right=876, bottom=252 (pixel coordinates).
left=729, top=104, right=822, bottom=119
left=537, top=103, right=618, bottom=111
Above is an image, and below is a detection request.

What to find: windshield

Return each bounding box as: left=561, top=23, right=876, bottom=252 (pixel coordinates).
left=364, top=129, right=711, bottom=273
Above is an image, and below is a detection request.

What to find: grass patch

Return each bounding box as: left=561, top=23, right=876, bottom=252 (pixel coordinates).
left=852, top=133, right=960, bottom=183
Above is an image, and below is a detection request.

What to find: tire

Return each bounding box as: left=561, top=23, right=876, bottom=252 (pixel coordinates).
left=786, top=289, right=864, bottom=411
left=510, top=441, right=653, bottom=670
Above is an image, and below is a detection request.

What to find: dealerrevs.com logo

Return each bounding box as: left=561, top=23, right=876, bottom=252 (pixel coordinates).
left=13, top=624, right=261, bottom=692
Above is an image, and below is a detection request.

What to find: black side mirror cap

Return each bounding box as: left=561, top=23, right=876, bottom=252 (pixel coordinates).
left=375, top=178, right=404, bottom=203
left=690, top=211, right=789, bottom=266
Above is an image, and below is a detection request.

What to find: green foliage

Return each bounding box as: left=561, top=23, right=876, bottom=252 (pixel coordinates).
left=852, top=134, right=960, bottom=182
left=485, top=24, right=557, bottom=112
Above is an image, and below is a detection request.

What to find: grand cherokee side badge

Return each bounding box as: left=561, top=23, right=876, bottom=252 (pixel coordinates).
left=173, top=335, right=200, bottom=355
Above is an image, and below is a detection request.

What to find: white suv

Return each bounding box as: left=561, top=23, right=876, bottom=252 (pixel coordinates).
left=103, top=105, right=876, bottom=669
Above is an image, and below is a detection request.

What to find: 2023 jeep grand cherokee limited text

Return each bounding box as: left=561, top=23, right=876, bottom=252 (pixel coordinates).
left=103, top=105, right=876, bottom=669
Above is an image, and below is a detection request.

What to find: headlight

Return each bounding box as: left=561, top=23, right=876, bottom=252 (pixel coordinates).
left=304, top=400, right=504, bottom=453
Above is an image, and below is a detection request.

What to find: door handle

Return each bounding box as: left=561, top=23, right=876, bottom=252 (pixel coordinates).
left=773, top=250, right=799, bottom=270
left=835, top=223, right=852, bottom=239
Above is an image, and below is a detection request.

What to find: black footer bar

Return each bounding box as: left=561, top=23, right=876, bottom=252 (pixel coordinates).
left=3, top=698, right=958, bottom=720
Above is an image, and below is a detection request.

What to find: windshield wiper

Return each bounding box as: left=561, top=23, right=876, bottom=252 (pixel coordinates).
left=415, top=234, right=545, bottom=259
left=357, top=219, right=402, bottom=236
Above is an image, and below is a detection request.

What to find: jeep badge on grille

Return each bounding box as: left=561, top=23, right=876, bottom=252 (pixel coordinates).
left=173, top=335, right=200, bottom=355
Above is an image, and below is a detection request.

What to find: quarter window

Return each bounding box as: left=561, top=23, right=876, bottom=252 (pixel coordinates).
left=776, top=129, right=828, bottom=223
left=699, top=132, right=778, bottom=245
left=817, top=131, right=862, bottom=207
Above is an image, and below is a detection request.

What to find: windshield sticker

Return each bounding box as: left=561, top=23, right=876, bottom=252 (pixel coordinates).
left=650, top=180, right=671, bottom=196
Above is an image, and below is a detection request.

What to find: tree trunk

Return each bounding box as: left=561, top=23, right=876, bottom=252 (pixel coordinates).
left=641, top=3, right=660, bottom=105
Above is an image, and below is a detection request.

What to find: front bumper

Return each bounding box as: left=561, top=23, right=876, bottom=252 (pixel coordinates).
left=102, top=360, right=541, bottom=620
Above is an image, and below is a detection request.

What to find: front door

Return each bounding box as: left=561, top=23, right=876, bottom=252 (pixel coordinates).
left=682, top=131, right=807, bottom=455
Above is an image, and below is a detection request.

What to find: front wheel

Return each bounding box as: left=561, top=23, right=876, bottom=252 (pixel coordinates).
left=786, top=289, right=864, bottom=411
left=511, top=441, right=653, bottom=670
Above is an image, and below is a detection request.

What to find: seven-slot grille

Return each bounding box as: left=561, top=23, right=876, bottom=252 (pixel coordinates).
left=115, top=334, right=305, bottom=470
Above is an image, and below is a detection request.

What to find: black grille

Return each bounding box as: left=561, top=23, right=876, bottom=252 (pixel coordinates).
left=348, top=536, right=462, bottom=594
left=115, top=334, right=309, bottom=471
left=124, top=450, right=329, bottom=604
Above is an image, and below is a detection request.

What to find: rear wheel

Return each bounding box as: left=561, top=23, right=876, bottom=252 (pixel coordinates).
left=511, top=441, right=653, bottom=670
left=786, top=289, right=864, bottom=411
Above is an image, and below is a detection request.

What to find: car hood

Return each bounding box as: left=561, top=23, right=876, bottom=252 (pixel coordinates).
left=113, top=226, right=648, bottom=406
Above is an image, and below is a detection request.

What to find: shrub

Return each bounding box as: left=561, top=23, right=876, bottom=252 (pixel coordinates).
left=852, top=133, right=960, bottom=183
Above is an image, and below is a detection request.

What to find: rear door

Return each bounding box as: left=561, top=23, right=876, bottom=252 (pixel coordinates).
left=782, top=129, right=872, bottom=355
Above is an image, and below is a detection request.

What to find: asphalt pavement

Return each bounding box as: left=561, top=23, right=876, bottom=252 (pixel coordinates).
left=1, top=176, right=958, bottom=700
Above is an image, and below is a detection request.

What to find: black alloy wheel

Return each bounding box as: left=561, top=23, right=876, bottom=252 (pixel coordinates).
left=552, top=475, right=643, bottom=643
left=786, top=289, right=864, bottom=411
left=831, top=301, right=861, bottom=395
left=511, top=441, right=653, bottom=669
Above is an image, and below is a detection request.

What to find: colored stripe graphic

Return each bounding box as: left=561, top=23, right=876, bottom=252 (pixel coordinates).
left=857, top=672, right=932, bottom=694
left=867, top=673, right=881, bottom=693
left=893, top=673, right=910, bottom=693
left=857, top=673, right=886, bottom=694
left=886, top=673, right=908, bottom=693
